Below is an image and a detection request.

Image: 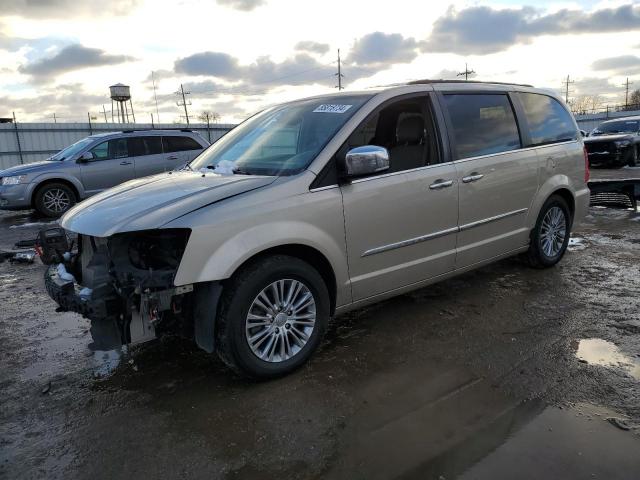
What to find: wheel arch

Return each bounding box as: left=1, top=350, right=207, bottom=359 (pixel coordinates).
left=527, top=175, right=577, bottom=230
left=226, top=244, right=338, bottom=316
left=30, top=178, right=81, bottom=208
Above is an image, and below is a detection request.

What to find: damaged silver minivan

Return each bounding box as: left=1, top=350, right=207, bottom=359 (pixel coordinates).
left=45, top=81, right=590, bottom=378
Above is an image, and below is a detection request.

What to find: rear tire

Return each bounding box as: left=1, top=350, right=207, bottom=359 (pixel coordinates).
left=216, top=255, right=330, bottom=379
left=34, top=182, right=76, bottom=217
left=527, top=195, right=572, bottom=268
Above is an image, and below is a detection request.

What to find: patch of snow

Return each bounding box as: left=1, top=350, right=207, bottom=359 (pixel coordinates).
left=78, top=287, right=92, bottom=300
left=568, top=237, right=587, bottom=251
left=214, top=160, right=236, bottom=175
left=9, top=220, right=58, bottom=229
left=56, top=263, right=75, bottom=283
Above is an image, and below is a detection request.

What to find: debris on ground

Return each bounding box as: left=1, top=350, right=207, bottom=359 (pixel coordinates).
left=607, top=417, right=632, bottom=431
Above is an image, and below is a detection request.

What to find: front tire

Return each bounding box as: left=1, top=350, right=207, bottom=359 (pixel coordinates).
left=527, top=195, right=572, bottom=268
left=216, top=255, right=330, bottom=379
left=34, top=182, right=76, bottom=217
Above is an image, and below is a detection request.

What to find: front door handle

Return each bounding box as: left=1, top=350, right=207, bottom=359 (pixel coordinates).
left=462, top=173, right=484, bottom=183
left=120, top=161, right=132, bottom=166
left=167, top=155, right=179, bottom=160
left=429, top=179, right=453, bottom=190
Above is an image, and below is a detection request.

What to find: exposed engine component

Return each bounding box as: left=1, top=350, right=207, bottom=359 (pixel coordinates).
left=44, top=228, right=199, bottom=351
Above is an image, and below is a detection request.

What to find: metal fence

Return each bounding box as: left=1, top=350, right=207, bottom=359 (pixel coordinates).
left=574, top=107, right=640, bottom=134
left=0, top=122, right=235, bottom=170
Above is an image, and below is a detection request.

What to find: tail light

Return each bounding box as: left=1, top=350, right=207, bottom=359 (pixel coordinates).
left=583, top=146, right=590, bottom=183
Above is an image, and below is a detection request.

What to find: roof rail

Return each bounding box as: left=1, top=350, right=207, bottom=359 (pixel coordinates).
left=119, top=128, right=195, bottom=133
left=407, top=79, right=534, bottom=88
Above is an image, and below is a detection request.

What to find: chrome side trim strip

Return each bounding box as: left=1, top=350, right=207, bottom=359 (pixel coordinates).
left=361, top=226, right=458, bottom=257
left=361, top=208, right=528, bottom=257
left=309, top=185, right=339, bottom=192
left=459, top=208, right=528, bottom=231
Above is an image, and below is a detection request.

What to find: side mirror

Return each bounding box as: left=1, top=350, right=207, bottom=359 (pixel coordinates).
left=342, top=145, right=390, bottom=178
left=77, top=151, right=94, bottom=163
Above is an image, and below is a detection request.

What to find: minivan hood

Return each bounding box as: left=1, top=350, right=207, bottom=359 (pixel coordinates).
left=0, top=160, right=60, bottom=177
left=60, top=171, right=276, bottom=237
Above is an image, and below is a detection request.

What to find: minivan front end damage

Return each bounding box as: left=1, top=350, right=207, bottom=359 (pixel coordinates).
left=44, top=228, right=221, bottom=352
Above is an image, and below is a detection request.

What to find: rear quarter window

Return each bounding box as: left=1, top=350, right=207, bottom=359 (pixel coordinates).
left=517, top=93, right=578, bottom=146
left=162, top=136, right=203, bottom=152
left=128, top=136, right=163, bottom=156
left=443, top=94, right=521, bottom=160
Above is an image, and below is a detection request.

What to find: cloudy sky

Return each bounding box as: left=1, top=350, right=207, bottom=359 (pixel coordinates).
left=0, top=0, right=639, bottom=123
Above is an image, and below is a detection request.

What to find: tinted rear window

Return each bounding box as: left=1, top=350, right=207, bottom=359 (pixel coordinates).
left=162, top=136, right=202, bottom=152
left=517, top=93, right=577, bottom=146
left=443, top=94, right=521, bottom=159
left=128, top=136, right=163, bottom=156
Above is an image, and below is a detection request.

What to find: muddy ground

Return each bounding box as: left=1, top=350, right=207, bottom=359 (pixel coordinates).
left=1, top=205, right=639, bottom=480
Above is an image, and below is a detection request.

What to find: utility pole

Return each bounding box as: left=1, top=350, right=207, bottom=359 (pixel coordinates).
left=563, top=75, right=574, bottom=104
left=52, top=113, right=57, bottom=123
left=622, top=77, right=633, bottom=108
left=177, top=83, right=191, bottom=125
left=457, top=63, right=476, bottom=81
left=102, top=105, right=108, bottom=123
left=152, top=71, right=160, bottom=123
left=335, top=49, right=344, bottom=90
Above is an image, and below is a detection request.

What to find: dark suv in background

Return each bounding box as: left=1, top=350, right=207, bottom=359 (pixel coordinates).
left=584, top=116, right=640, bottom=168
left=0, top=129, right=209, bottom=217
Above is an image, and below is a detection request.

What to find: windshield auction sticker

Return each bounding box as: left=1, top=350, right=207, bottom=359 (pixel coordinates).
left=313, top=104, right=353, bottom=113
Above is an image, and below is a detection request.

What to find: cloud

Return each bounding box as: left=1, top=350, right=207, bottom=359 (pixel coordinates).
left=295, top=41, right=330, bottom=55
left=1, top=84, right=108, bottom=120
left=573, top=77, right=621, bottom=97
left=174, top=51, right=345, bottom=88
left=175, top=52, right=239, bottom=78
left=19, top=44, right=135, bottom=81
left=0, top=0, right=139, bottom=17
left=591, top=55, right=640, bottom=74
left=349, top=32, right=418, bottom=66
left=216, top=0, right=265, bottom=11
left=423, top=4, right=640, bottom=55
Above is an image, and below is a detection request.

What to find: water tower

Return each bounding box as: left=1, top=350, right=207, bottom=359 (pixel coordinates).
left=110, top=83, right=136, bottom=123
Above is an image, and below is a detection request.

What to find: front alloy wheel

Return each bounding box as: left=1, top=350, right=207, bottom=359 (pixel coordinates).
left=245, top=279, right=316, bottom=363
left=34, top=182, right=77, bottom=217
left=215, top=255, right=329, bottom=378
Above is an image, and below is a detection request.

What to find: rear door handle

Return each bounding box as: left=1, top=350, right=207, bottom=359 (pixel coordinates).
left=120, top=161, right=132, bottom=166
left=462, top=173, right=484, bottom=183
left=429, top=179, right=453, bottom=190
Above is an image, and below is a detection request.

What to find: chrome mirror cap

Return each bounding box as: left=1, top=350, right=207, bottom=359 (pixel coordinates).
left=344, top=145, right=390, bottom=177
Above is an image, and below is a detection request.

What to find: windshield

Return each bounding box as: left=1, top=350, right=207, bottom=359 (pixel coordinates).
left=189, top=94, right=372, bottom=175
left=49, top=137, right=95, bottom=161
left=592, top=120, right=639, bottom=135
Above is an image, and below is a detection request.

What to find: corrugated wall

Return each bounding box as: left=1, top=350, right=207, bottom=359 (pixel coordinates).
left=0, top=122, right=235, bottom=170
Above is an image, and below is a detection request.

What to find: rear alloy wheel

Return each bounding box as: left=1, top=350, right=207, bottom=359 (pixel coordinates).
left=35, top=182, right=76, bottom=217
left=527, top=195, right=571, bottom=268
left=216, top=255, right=329, bottom=378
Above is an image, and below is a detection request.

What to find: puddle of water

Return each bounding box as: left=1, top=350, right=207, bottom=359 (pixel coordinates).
left=576, top=338, right=640, bottom=380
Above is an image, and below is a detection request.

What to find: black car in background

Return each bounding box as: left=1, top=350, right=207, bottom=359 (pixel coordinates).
left=584, top=116, right=640, bottom=168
